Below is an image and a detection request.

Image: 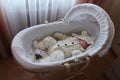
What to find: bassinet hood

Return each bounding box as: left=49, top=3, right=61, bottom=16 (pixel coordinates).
left=64, top=3, right=114, bottom=57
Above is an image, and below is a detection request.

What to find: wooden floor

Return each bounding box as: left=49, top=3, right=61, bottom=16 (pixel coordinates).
left=0, top=49, right=117, bottom=80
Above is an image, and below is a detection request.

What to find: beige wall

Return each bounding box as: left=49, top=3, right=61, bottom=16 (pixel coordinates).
left=100, top=0, right=120, bottom=56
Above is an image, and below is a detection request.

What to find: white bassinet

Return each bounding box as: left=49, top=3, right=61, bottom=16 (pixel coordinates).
left=11, top=3, right=114, bottom=74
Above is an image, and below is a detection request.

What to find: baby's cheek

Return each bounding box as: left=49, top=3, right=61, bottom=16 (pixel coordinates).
left=79, top=40, right=89, bottom=49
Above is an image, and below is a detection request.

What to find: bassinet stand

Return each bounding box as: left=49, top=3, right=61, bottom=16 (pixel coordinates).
left=39, top=56, right=90, bottom=80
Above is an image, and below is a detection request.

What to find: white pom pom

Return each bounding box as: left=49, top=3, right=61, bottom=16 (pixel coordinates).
left=38, top=41, right=46, bottom=50
left=54, top=32, right=66, bottom=40
left=33, top=40, right=39, bottom=49
left=42, top=36, right=56, bottom=49
left=81, top=31, right=89, bottom=36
